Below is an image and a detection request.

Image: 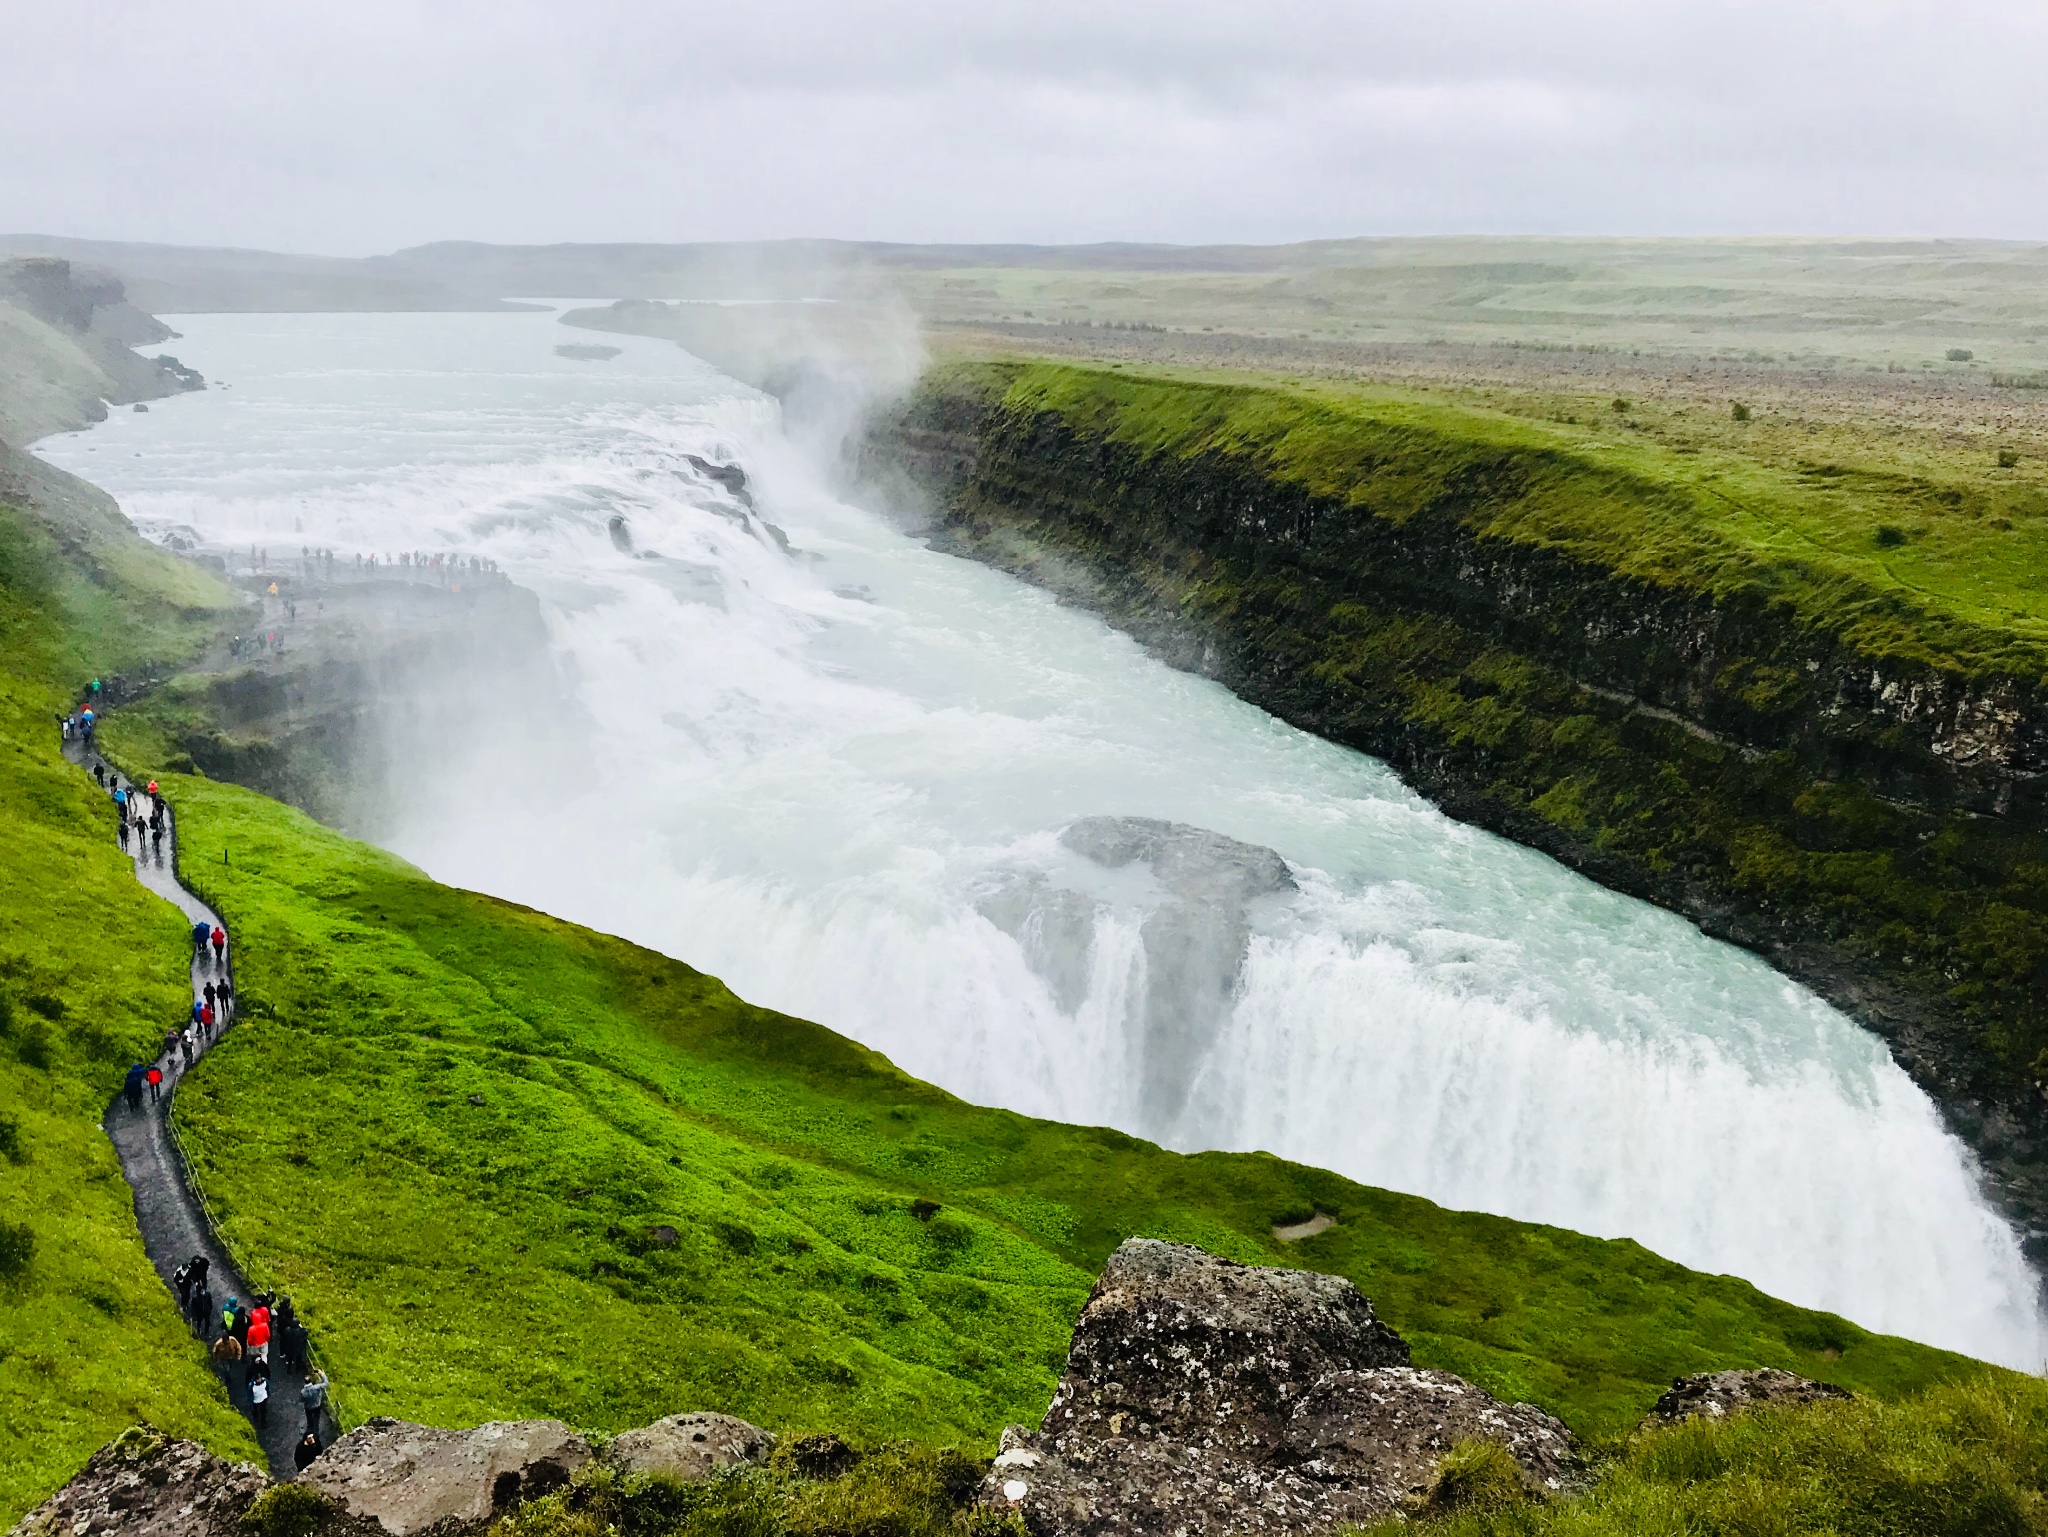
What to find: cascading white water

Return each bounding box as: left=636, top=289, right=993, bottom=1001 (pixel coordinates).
left=43, top=308, right=2047, bottom=1368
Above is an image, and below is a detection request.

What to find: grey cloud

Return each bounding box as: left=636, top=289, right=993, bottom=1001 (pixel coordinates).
left=1, top=0, right=2044, bottom=251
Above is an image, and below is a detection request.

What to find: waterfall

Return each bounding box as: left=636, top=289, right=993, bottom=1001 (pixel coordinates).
left=49, top=307, right=2046, bottom=1369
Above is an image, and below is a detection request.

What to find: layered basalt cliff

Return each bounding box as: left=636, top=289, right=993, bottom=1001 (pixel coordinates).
left=862, top=361, right=2048, bottom=1250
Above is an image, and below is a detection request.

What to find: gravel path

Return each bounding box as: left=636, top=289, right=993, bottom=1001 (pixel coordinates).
left=67, top=733, right=333, bottom=1476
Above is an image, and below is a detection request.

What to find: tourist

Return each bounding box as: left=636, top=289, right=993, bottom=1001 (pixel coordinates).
left=174, top=1260, right=195, bottom=1306
left=117, top=817, right=129, bottom=852
left=192, top=920, right=210, bottom=956
left=201, top=1002, right=215, bottom=1034
left=190, top=1283, right=213, bottom=1335
left=248, top=1361, right=270, bottom=1428
left=211, top=926, right=226, bottom=967
left=211, top=1328, right=241, bottom=1370
left=293, top=1432, right=320, bottom=1471
left=123, top=1063, right=145, bottom=1111
left=248, top=1310, right=271, bottom=1365
left=188, top=1254, right=210, bottom=1294
left=301, top=1367, right=328, bottom=1432
left=145, top=1065, right=162, bottom=1103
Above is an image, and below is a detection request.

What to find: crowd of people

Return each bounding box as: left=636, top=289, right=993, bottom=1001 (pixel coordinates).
left=69, top=688, right=333, bottom=1469
left=177, top=1259, right=328, bottom=1461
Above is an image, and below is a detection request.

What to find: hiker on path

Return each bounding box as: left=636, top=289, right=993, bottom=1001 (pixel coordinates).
left=200, top=1002, right=215, bottom=1034
left=211, top=926, right=226, bottom=967
left=193, top=920, right=210, bottom=956
left=301, top=1367, right=328, bottom=1434
left=248, top=1361, right=270, bottom=1429
left=145, top=1065, right=162, bottom=1102
left=211, top=1329, right=241, bottom=1373
left=294, top=1432, right=321, bottom=1471
left=278, top=1301, right=308, bottom=1372
left=117, top=817, right=129, bottom=852
left=190, top=998, right=205, bottom=1029
left=174, top=1260, right=196, bottom=1307
left=124, top=1064, right=144, bottom=1111
left=179, top=1028, right=194, bottom=1068
left=247, top=1310, right=270, bottom=1365
left=190, top=1283, right=213, bottom=1335
left=204, top=981, right=217, bottom=1011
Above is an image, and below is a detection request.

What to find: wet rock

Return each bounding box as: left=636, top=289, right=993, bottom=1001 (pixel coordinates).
left=297, top=1417, right=591, bottom=1534
left=7, top=1425, right=268, bottom=1537
left=1646, top=1368, right=1852, bottom=1426
left=982, top=1239, right=1577, bottom=1537
left=1062, top=817, right=1296, bottom=1138
left=605, top=1413, right=775, bottom=1481
left=685, top=454, right=754, bottom=509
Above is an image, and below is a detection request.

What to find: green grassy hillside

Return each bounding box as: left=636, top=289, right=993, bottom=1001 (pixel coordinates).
left=98, top=739, right=1988, bottom=1449
left=0, top=486, right=257, bottom=1523
left=973, top=359, right=2048, bottom=672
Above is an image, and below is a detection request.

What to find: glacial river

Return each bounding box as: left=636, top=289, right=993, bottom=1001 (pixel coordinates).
left=41, top=308, right=2046, bottom=1366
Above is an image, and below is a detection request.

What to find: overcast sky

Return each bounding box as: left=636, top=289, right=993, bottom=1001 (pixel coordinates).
left=5, top=0, right=2046, bottom=254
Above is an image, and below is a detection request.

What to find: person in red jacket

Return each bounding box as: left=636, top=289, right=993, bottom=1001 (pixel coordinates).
left=201, top=1003, right=215, bottom=1033
left=145, top=1065, right=162, bottom=1102
left=210, top=926, right=226, bottom=966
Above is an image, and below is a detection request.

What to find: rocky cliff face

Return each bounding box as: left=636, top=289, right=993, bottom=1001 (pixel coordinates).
left=863, top=371, right=2048, bottom=1255
left=0, top=258, right=203, bottom=445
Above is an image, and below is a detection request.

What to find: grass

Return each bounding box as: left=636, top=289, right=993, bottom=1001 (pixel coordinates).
left=1364, top=1372, right=2048, bottom=1537
left=0, top=488, right=257, bottom=1524
left=969, top=358, right=2048, bottom=677
left=491, top=1438, right=990, bottom=1537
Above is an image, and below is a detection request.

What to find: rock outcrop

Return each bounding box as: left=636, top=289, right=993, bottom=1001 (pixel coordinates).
left=982, top=1238, right=1576, bottom=1536
left=605, top=1412, right=775, bottom=1481
left=1646, top=1368, right=1852, bottom=1426
left=297, top=1417, right=592, bottom=1535
left=6, top=1427, right=268, bottom=1537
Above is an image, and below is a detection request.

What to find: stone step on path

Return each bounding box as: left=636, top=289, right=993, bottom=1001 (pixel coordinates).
left=65, top=734, right=334, bottom=1477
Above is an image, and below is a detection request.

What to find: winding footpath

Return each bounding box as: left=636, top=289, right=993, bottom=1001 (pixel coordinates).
left=65, top=732, right=332, bottom=1476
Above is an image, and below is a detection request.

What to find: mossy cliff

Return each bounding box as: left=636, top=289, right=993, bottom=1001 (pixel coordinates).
left=862, top=359, right=2048, bottom=1247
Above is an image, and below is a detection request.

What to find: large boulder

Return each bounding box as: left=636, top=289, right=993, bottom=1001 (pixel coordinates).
left=296, top=1418, right=591, bottom=1535
left=7, top=1426, right=268, bottom=1537
left=604, top=1413, right=775, bottom=1481
left=983, top=1239, right=1577, bottom=1536
left=1646, top=1368, right=1852, bottom=1426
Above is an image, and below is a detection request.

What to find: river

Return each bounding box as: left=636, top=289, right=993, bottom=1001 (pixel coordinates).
left=39, top=307, right=2046, bottom=1367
